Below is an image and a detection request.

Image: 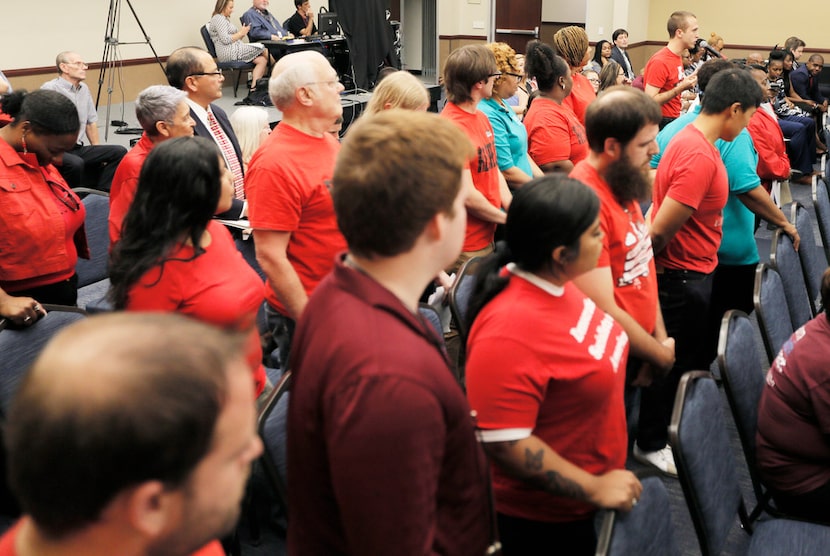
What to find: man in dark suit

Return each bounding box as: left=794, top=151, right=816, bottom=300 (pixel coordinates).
left=610, top=28, right=636, bottom=80
left=242, top=0, right=293, bottom=41
left=166, top=47, right=246, bottom=214
left=790, top=54, right=828, bottom=114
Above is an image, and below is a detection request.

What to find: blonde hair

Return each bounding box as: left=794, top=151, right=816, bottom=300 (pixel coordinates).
left=487, top=42, right=519, bottom=93
left=365, top=71, right=429, bottom=115
left=709, top=32, right=724, bottom=50
left=229, top=106, right=269, bottom=165
left=553, top=26, right=589, bottom=69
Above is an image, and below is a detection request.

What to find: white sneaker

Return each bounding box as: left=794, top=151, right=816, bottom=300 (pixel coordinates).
left=633, top=444, right=678, bottom=478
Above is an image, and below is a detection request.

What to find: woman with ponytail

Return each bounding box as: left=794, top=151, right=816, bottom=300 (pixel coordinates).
left=523, top=40, right=588, bottom=173
left=465, top=175, right=641, bottom=555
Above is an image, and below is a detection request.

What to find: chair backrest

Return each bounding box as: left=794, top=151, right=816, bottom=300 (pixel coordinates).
left=669, top=371, right=746, bottom=556
left=75, top=191, right=110, bottom=288
left=753, top=264, right=795, bottom=364
left=449, top=256, right=483, bottom=343
left=716, top=309, right=768, bottom=512
left=594, top=472, right=679, bottom=556
left=0, top=306, right=87, bottom=415
left=200, top=24, right=218, bottom=58
left=257, top=370, right=292, bottom=518
left=418, top=303, right=443, bottom=341
left=812, top=178, right=830, bottom=265
left=790, top=203, right=825, bottom=314
left=770, top=229, right=813, bottom=330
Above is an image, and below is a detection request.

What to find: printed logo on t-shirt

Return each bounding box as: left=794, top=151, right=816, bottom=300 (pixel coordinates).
left=477, top=142, right=498, bottom=173
left=570, top=298, right=629, bottom=373
left=572, top=123, right=587, bottom=144
left=676, top=64, right=684, bottom=82
left=617, top=221, right=653, bottom=289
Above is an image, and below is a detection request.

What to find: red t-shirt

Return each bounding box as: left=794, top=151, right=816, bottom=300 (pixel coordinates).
left=0, top=519, right=225, bottom=556
left=440, top=101, right=501, bottom=252
left=570, top=161, right=658, bottom=333
left=109, top=133, right=153, bottom=245
left=126, top=220, right=267, bottom=395
left=466, top=268, right=629, bottom=523
left=563, top=72, right=596, bottom=124
left=524, top=97, right=588, bottom=168
left=652, top=124, right=728, bottom=274
left=644, top=47, right=685, bottom=118
left=246, top=123, right=346, bottom=314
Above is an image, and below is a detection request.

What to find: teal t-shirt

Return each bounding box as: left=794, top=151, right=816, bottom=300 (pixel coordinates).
left=478, top=97, right=533, bottom=177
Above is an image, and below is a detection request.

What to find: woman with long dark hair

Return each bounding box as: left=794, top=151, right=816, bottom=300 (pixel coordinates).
left=465, top=175, right=641, bottom=555
left=0, top=90, right=86, bottom=326
left=109, top=136, right=268, bottom=397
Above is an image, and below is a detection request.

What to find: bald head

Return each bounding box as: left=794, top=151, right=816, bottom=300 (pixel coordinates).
left=166, top=47, right=208, bottom=90
left=268, top=50, right=332, bottom=110
left=6, top=313, right=247, bottom=538
left=745, top=52, right=764, bottom=66
left=585, top=86, right=662, bottom=153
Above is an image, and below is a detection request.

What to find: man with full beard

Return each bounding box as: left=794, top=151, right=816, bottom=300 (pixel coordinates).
left=570, top=86, right=675, bottom=466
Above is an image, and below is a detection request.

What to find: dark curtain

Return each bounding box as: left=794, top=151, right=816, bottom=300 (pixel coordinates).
left=329, top=0, right=395, bottom=89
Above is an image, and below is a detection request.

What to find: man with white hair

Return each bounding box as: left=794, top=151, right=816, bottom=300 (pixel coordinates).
left=108, top=85, right=195, bottom=244
left=246, top=50, right=347, bottom=367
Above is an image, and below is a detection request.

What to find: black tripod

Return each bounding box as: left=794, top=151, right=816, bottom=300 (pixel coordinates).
left=96, top=0, right=164, bottom=139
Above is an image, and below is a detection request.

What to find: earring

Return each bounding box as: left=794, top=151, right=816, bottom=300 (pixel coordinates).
left=21, top=131, right=27, bottom=154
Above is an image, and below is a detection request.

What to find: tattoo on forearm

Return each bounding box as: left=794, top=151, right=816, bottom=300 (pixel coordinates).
left=541, top=470, right=586, bottom=500
left=525, top=448, right=544, bottom=471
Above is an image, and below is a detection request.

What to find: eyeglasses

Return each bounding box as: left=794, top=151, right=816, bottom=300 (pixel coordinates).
left=64, top=61, right=88, bottom=68
left=487, top=72, right=502, bottom=79
left=503, top=72, right=523, bottom=79
left=47, top=180, right=80, bottom=212
left=587, top=78, right=600, bottom=84
left=188, top=70, right=223, bottom=78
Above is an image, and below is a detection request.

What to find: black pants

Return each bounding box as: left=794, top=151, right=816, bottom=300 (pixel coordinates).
left=638, top=269, right=715, bottom=450
left=708, top=263, right=756, bottom=342
left=12, top=274, right=78, bottom=307
left=659, top=116, right=676, bottom=130
left=497, top=513, right=596, bottom=556
left=264, top=304, right=296, bottom=371
left=59, top=144, right=127, bottom=192
left=770, top=480, right=830, bottom=525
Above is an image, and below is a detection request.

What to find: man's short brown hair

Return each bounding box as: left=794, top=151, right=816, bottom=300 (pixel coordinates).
left=443, top=45, right=497, bottom=104
left=667, top=11, right=695, bottom=38
left=333, top=110, right=473, bottom=258
left=6, top=313, right=246, bottom=539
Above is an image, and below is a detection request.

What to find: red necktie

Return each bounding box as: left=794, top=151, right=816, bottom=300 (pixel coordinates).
left=207, top=110, right=245, bottom=200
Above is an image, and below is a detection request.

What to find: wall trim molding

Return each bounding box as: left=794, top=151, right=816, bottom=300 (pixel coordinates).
left=4, top=56, right=167, bottom=78
left=438, top=34, right=487, bottom=41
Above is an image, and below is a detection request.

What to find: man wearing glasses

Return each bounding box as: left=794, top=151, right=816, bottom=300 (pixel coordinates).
left=245, top=51, right=347, bottom=369
left=166, top=47, right=247, bottom=202
left=41, top=51, right=126, bottom=192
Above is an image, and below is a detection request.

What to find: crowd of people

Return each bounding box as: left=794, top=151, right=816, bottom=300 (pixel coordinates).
left=1, top=7, right=830, bottom=556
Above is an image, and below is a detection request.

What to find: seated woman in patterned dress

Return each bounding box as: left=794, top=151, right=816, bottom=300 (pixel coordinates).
left=209, top=0, right=269, bottom=94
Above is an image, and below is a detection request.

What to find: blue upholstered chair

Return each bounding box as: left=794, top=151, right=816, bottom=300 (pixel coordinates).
left=753, top=264, right=795, bottom=364
left=74, top=190, right=112, bottom=311
left=669, top=371, right=830, bottom=556
left=594, top=471, right=679, bottom=556
left=790, top=203, right=826, bottom=315
left=770, top=230, right=812, bottom=330
left=0, top=305, right=87, bottom=414
left=716, top=310, right=775, bottom=522
left=813, top=178, right=830, bottom=265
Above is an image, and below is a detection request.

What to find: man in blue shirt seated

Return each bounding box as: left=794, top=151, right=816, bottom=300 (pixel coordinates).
left=241, top=0, right=293, bottom=41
